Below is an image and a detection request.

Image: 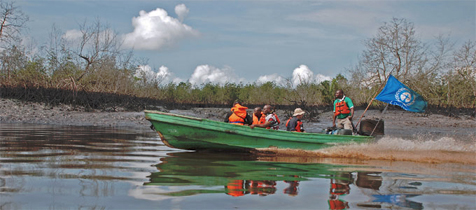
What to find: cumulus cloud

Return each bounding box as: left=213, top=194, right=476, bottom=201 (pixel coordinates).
left=256, top=74, right=286, bottom=85
left=123, top=5, right=199, bottom=50
left=292, top=65, right=314, bottom=86
left=315, top=73, right=332, bottom=84
left=255, top=65, right=332, bottom=87
left=135, top=64, right=330, bottom=87
left=189, top=65, right=244, bottom=86
left=292, top=65, right=331, bottom=87
left=134, top=65, right=180, bottom=85
left=175, top=4, right=189, bottom=23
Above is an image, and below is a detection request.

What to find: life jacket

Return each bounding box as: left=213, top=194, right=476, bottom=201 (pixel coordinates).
left=273, top=113, right=281, bottom=124
left=330, top=179, right=349, bottom=196
left=285, top=117, right=303, bottom=132
left=252, top=112, right=266, bottom=125
left=228, top=104, right=248, bottom=125
left=334, top=99, right=351, bottom=116
left=226, top=180, right=245, bottom=197
left=249, top=180, right=276, bottom=196
left=328, top=199, right=347, bottom=210
left=265, top=113, right=279, bottom=130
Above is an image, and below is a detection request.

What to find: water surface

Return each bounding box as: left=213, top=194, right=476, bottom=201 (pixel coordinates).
left=0, top=123, right=475, bottom=209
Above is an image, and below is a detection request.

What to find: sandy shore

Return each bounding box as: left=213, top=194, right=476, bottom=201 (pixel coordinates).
left=1, top=98, right=475, bottom=138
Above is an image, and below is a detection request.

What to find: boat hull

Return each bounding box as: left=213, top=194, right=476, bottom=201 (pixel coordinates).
left=145, top=110, right=372, bottom=151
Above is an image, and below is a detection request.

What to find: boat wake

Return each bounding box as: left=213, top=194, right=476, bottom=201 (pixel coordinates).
left=258, top=135, right=476, bottom=164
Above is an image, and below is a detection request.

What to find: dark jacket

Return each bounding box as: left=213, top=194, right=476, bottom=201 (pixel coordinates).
left=286, top=116, right=304, bottom=132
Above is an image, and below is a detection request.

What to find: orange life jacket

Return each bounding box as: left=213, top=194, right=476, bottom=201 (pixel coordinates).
left=330, top=179, right=349, bottom=195
left=328, top=199, right=347, bottom=210
left=252, top=112, right=266, bottom=125
left=228, top=104, right=248, bottom=125
left=273, top=113, right=281, bottom=124
left=285, top=117, right=303, bottom=132
left=226, top=180, right=245, bottom=197
left=334, top=100, right=351, bottom=116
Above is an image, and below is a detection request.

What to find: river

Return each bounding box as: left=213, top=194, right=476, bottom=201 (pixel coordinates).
left=0, top=123, right=475, bottom=209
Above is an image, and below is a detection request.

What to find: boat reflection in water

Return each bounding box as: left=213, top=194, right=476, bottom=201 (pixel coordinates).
left=145, top=152, right=426, bottom=209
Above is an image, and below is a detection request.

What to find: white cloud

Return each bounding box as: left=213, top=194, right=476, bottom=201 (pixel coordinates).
left=256, top=74, right=286, bottom=85
left=315, top=74, right=332, bottom=84
left=156, top=65, right=172, bottom=84
left=135, top=64, right=331, bottom=87
left=292, top=65, right=314, bottom=86
left=255, top=65, right=332, bottom=87
left=134, top=65, right=179, bottom=85
left=189, top=65, right=244, bottom=86
left=292, top=65, right=331, bottom=87
left=175, top=4, right=189, bottom=23
left=134, top=65, right=155, bottom=84
left=123, top=5, right=199, bottom=50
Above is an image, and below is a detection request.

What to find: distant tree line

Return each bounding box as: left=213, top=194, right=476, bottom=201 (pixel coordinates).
left=0, top=1, right=474, bottom=114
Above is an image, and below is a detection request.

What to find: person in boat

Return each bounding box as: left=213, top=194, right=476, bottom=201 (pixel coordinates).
left=283, top=175, right=300, bottom=196
left=252, top=107, right=266, bottom=125
left=248, top=180, right=277, bottom=196
left=270, top=107, right=281, bottom=127
left=250, top=105, right=279, bottom=130
left=328, top=172, right=352, bottom=210
left=226, top=180, right=246, bottom=197
left=332, top=89, right=354, bottom=130
left=286, top=108, right=305, bottom=132
left=224, top=100, right=252, bottom=126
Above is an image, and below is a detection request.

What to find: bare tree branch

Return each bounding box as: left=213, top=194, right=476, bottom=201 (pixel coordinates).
left=0, top=0, right=29, bottom=45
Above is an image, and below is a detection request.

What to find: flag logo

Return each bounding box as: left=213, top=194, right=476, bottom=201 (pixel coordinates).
left=396, top=88, right=415, bottom=105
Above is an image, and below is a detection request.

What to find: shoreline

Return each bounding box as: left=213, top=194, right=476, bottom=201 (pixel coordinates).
left=1, top=98, right=475, bottom=138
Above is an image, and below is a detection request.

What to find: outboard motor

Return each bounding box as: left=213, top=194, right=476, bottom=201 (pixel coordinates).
left=359, top=119, right=384, bottom=136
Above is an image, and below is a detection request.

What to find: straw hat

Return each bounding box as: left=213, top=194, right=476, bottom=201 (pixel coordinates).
left=293, top=108, right=305, bottom=116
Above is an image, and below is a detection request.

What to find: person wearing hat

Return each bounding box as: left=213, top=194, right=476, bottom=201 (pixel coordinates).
left=286, top=108, right=305, bottom=132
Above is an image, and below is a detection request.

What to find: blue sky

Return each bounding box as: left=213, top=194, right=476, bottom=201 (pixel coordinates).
left=17, top=0, right=475, bottom=86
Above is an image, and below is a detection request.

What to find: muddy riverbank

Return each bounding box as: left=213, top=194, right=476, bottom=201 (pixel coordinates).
left=0, top=98, right=475, bottom=138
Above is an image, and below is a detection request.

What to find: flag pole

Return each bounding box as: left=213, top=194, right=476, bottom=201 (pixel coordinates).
left=369, top=103, right=389, bottom=136
left=354, top=87, right=383, bottom=129
left=355, top=73, right=393, bottom=129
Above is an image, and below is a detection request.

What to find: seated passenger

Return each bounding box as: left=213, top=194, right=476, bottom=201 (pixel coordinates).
left=252, top=107, right=265, bottom=125
left=270, top=108, right=281, bottom=126
left=250, top=105, right=279, bottom=130
left=286, top=108, right=305, bottom=132
left=224, top=100, right=252, bottom=125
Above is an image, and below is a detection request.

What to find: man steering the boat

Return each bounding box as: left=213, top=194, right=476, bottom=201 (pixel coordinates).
left=225, top=100, right=253, bottom=126
left=250, top=105, right=279, bottom=130
left=332, top=90, right=354, bottom=130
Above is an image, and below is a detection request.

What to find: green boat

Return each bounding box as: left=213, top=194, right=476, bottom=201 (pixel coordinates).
left=145, top=110, right=373, bottom=151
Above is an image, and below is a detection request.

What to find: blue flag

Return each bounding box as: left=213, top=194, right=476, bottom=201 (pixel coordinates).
left=375, top=75, right=427, bottom=113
